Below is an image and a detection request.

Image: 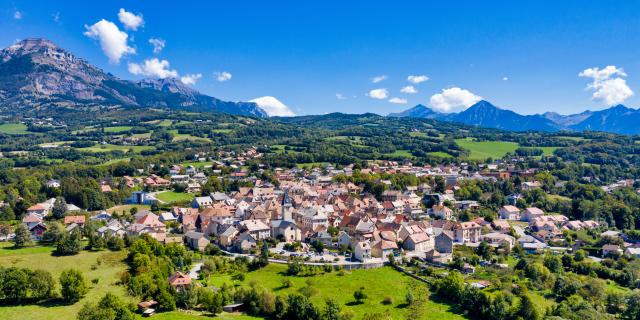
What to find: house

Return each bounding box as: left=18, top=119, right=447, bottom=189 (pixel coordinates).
left=353, top=241, right=372, bottom=262
left=521, top=181, right=542, bottom=191
left=435, top=230, right=454, bottom=253
left=126, top=191, right=157, bottom=205
left=28, top=223, right=47, bottom=240
left=64, top=215, right=86, bottom=227
left=238, top=219, right=271, bottom=240
left=431, top=205, right=453, bottom=220
left=184, top=231, right=209, bottom=251
left=499, top=205, right=520, bottom=220
left=454, top=221, right=481, bottom=243
left=482, top=233, right=516, bottom=249
left=521, top=207, right=545, bottom=222
left=624, top=247, right=640, bottom=258
left=91, top=211, right=112, bottom=221
left=168, top=271, right=192, bottom=292
left=46, top=179, right=61, bottom=188
left=219, top=226, right=239, bottom=247
left=234, top=232, right=258, bottom=253
left=403, top=232, right=432, bottom=253
left=371, top=239, right=397, bottom=261
left=602, top=244, right=623, bottom=257
left=192, top=196, right=213, bottom=209
left=491, top=220, right=511, bottom=232
left=160, top=212, right=177, bottom=222
left=26, top=204, right=47, bottom=218
left=338, top=231, right=352, bottom=248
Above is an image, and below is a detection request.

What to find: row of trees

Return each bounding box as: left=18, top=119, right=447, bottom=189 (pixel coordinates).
left=0, top=267, right=87, bottom=305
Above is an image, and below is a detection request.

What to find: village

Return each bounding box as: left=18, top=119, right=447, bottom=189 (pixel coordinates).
left=15, top=146, right=632, bottom=279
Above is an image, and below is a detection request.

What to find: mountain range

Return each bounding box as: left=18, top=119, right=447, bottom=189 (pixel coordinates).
left=0, top=38, right=267, bottom=117
left=389, top=100, right=640, bottom=135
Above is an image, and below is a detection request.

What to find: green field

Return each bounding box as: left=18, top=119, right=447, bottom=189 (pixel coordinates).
left=169, top=130, right=210, bottom=142
left=385, top=150, right=413, bottom=158
left=156, top=191, right=195, bottom=204
left=427, top=151, right=453, bottom=158
left=180, top=161, right=212, bottom=169
left=0, top=242, right=131, bottom=320
left=0, top=123, right=30, bottom=135
left=208, top=264, right=465, bottom=320
left=103, top=126, right=134, bottom=133
left=78, top=144, right=155, bottom=153
left=455, top=138, right=519, bottom=160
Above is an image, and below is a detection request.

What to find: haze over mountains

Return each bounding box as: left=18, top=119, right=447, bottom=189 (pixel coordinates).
left=389, top=100, right=640, bottom=135
left=0, top=38, right=267, bottom=117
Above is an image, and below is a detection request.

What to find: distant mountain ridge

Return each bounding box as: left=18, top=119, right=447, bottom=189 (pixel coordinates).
left=390, top=100, right=640, bottom=134
left=0, top=38, right=267, bottom=117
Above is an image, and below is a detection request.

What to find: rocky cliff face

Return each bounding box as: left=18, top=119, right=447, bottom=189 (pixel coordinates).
left=0, top=38, right=267, bottom=117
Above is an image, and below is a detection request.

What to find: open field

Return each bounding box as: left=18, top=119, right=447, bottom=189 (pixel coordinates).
left=107, top=204, right=150, bottom=214
left=181, top=161, right=212, bottom=169
left=156, top=191, right=195, bottom=204
left=103, top=126, right=134, bottom=133
left=0, top=123, right=30, bottom=135
left=427, top=151, right=453, bottom=158
left=385, top=150, right=413, bottom=158
left=77, top=143, right=155, bottom=153
left=169, top=130, right=210, bottom=142
left=0, top=242, right=131, bottom=320
left=140, top=311, right=262, bottom=320
left=455, top=138, right=519, bottom=160
left=208, top=264, right=465, bottom=320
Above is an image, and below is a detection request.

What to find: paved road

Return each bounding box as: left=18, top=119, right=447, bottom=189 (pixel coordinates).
left=188, top=262, right=203, bottom=279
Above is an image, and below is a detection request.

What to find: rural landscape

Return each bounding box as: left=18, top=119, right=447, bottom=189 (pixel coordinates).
left=4, top=2, right=640, bottom=320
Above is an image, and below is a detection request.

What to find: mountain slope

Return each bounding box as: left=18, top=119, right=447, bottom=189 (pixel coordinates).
left=446, top=100, right=559, bottom=132
left=569, top=105, right=640, bottom=134
left=0, top=38, right=267, bottom=117
left=388, top=104, right=441, bottom=118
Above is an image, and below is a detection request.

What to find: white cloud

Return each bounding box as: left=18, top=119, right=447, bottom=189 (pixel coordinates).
left=429, top=87, right=482, bottom=112
left=118, top=8, right=144, bottom=31
left=84, top=19, right=136, bottom=64
left=52, top=12, right=60, bottom=23
left=389, top=97, right=408, bottom=104
left=579, top=65, right=634, bottom=105
left=371, top=75, right=387, bottom=83
left=400, top=85, right=417, bottom=94
left=335, top=93, right=346, bottom=100
left=148, top=38, right=165, bottom=54
left=214, top=71, right=232, bottom=82
left=407, top=75, right=429, bottom=84
left=13, top=11, right=22, bottom=20
left=503, top=76, right=509, bottom=81
left=249, top=96, right=295, bottom=117
left=367, top=88, right=388, bottom=100
left=180, top=73, right=202, bottom=85
left=128, top=58, right=178, bottom=78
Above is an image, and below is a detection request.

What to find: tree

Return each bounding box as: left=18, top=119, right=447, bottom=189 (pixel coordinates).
left=29, top=269, right=55, bottom=300
left=43, top=222, right=65, bottom=243
left=353, top=287, right=367, bottom=304
left=323, top=298, right=341, bottom=320
left=60, top=268, right=88, bottom=303
left=52, top=196, right=67, bottom=219
left=2, top=267, right=29, bottom=303
left=518, top=294, right=540, bottom=320
left=56, top=230, right=82, bottom=255
left=156, top=288, right=176, bottom=311
left=13, top=224, right=31, bottom=248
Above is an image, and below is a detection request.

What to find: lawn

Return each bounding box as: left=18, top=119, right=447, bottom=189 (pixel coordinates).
left=103, top=126, right=134, bottom=133
left=207, top=264, right=465, bottom=320
left=0, top=123, right=30, bottom=135
left=455, top=138, right=519, bottom=160
left=0, top=244, right=131, bottom=320
left=156, top=191, right=195, bottom=204
left=181, top=161, right=212, bottom=169
left=77, top=144, right=155, bottom=153
left=107, top=204, right=150, bottom=214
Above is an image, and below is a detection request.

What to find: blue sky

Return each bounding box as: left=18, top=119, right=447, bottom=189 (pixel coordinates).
left=3, top=1, right=640, bottom=116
